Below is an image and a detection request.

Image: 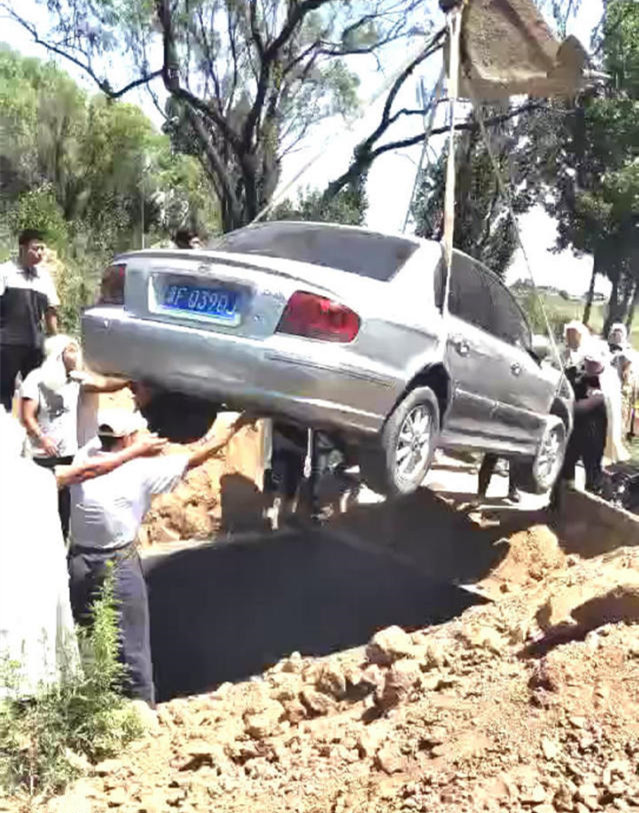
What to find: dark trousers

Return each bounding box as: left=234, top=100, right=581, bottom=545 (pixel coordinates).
left=33, top=455, right=73, bottom=539
left=561, top=418, right=606, bottom=493
left=68, top=546, right=154, bottom=704
left=478, top=454, right=515, bottom=497
left=0, top=343, right=43, bottom=411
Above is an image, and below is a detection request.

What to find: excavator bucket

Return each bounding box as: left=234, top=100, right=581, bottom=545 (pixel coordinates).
left=452, top=0, right=588, bottom=100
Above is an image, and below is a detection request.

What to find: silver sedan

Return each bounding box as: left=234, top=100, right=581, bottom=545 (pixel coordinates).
left=82, top=221, right=572, bottom=495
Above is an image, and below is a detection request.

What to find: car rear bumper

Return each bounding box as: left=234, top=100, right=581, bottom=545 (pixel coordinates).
left=82, top=307, right=401, bottom=435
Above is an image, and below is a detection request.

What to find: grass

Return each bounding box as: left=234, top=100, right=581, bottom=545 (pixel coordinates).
left=522, top=291, right=639, bottom=349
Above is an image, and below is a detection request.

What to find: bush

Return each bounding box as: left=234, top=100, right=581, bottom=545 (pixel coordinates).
left=0, top=567, right=143, bottom=798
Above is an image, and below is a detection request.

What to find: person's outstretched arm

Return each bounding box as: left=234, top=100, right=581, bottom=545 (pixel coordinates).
left=69, top=370, right=131, bottom=394
left=186, top=413, right=257, bottom=471
left=54, top=434, right=167, bottom=488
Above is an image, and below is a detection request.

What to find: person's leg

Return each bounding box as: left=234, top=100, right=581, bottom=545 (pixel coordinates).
left=113, top=551, right=154, bottom=704
left=478, top=454, right=498, bottom=498
left=19, top=345, right=44, bottom=381
left=0, top=344, right=25, bottom=411
left=67, top=550, right=108, bottom=627
left=583, top=420, right=606, bottom=494
left=506, top=462, right=520, bottom=502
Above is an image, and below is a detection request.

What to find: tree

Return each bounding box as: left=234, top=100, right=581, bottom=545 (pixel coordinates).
left=410, top=106, right=537, bottom=279
left=4, top=0, right=426, bottom=232
left=513, top=0, right=639, bottom=331
left=0, top=45, right=220, bottom=330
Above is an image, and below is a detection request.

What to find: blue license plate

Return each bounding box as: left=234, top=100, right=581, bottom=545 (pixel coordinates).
left=163, top=283, right=239, bottom=321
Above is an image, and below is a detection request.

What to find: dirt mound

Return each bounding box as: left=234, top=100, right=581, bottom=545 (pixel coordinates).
left=479, top=525, right=567, bottom=598
left=12, top=543, right=639, bottom=813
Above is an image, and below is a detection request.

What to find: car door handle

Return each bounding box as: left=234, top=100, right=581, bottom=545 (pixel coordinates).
left=511, top=362, right=522, bottom=376
left=452, top=336, right=470, bottom=357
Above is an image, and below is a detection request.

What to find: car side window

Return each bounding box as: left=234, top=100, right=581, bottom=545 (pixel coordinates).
left=487, top=278, right=532, bottom=349
left=448, top=253, right=494, bottom=334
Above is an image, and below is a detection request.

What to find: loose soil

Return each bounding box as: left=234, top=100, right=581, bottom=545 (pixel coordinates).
left=7, top=521, right=639, bottom=813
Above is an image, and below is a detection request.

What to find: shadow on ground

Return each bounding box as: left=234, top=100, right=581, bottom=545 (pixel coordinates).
left=326, top=487, right=546, bottom=585
left=144, top=527, right=485, bottom=702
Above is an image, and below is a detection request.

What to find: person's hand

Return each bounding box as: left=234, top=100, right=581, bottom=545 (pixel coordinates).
left=41, top=435, right=59, bottom=456
left=131, top=433, right=168, bottom=457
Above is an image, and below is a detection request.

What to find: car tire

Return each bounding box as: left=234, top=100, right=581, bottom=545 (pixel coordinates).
left=511, top=415, right=567, bottom=495
left=359, top=386, right=440, bottom=497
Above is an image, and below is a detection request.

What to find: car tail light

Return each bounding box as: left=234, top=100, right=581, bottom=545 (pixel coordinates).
left=276, top=291, right=360, bottom=343
left=98, top=263, right=126, bottom=304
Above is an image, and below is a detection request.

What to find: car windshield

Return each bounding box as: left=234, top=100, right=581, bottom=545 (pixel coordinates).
left=209, top=223, right=419, bottom=281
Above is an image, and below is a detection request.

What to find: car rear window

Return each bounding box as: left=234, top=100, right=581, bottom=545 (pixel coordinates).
left=210, top=223, right=419, bottom=281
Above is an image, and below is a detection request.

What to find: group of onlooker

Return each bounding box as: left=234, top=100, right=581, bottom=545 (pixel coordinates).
left=1, top=227, right=251, bottom=705
left=559, top=319, right=635, bottom=495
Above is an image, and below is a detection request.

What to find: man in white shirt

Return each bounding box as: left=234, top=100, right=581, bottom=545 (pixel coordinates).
left=68, top=409, right=253, bottom=704
left=0, top=229, right=59, bottom=410
left=20, top=335, right=131, bottom=537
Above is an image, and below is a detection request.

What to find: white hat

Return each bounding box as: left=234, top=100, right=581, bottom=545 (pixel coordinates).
left=97, top=409, right=147, bottom=438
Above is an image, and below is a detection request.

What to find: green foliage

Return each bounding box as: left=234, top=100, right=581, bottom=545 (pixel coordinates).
left=516, top=0, right=639, bottom=329
left=0, top=566, right=143, bottom=798
left=412, top=114, right=529, bottom=280
left=7, top=184, right=69, bottom=251
left=272, top=179, right=367, bottom=226
left=0, top=44, right=221, bottom=330
left=6, top=1, right=424, bottom=230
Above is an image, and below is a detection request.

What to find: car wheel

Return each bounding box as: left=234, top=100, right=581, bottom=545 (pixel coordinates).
left=359, top=386, right=440, bottom=497
left=511, top=415, right=567, bottom=495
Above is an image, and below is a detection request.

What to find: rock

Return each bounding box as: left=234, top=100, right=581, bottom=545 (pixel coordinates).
left=554, top=780, right=577, bottom=810
left=366, top=626, right=415, bottom=666
left=300, top=688, right=337, bottom=717
left=129, top=698, right=160, bottom=734
left=137, top=790, right=166, bottom=813
left=421, top=726, right=447, bottom=748
left=94, top=759, right=125, bottom=776
left=532, top=806, right=557, bottom=813
left=357, top=721, right=390, bottom=758
left=269, top=672, right=303, bottom=702
left=375, top=743, right=408, bottom=774
left=64, top=748, right=91, bottom=773
left=376, top=660, right=421, bottom=710
left=569, top=716, right=586, bottom=729
left=316, top=661, right=347, bottom=699
left=106, top=787, right=128, bottom=807
left=463, top=626, right=505, bottom=654
left=244, top=702, right=284, bottom=739
left=281, top=698, right=307, bottom=724
left=280, top=652, right=303, bottom=673
left=520, top=784, right=547, bottom=805
left=576, top=783, right=599, bottom=805
left=423, top=640, right=448, bottom=669
left=541, top=737, right=560, bottom=760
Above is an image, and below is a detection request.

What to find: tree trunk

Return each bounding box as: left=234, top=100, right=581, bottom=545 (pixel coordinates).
left=582, top=254, right=599, bottom=326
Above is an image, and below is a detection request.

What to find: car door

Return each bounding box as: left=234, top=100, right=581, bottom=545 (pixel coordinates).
left=485, top=277, right=554, bottom=454
left=443, top=252, right=504, bottom=446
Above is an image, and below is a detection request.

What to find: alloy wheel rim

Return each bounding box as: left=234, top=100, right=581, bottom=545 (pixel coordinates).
left=536, top=427, right=562, bottom=484
left=395, top=405, right=432, bottom=480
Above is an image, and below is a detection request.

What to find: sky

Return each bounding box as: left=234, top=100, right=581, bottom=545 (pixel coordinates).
left=2, top=0, right=607, bottom=296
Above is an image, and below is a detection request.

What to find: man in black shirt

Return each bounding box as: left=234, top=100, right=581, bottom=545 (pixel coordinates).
left=562, top=354, right=608, bottom=493
left=0, top=229, right=59, bottom=410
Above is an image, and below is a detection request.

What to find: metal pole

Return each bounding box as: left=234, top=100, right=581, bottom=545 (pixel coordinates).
left=140, top=175, right=145, bottom=250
